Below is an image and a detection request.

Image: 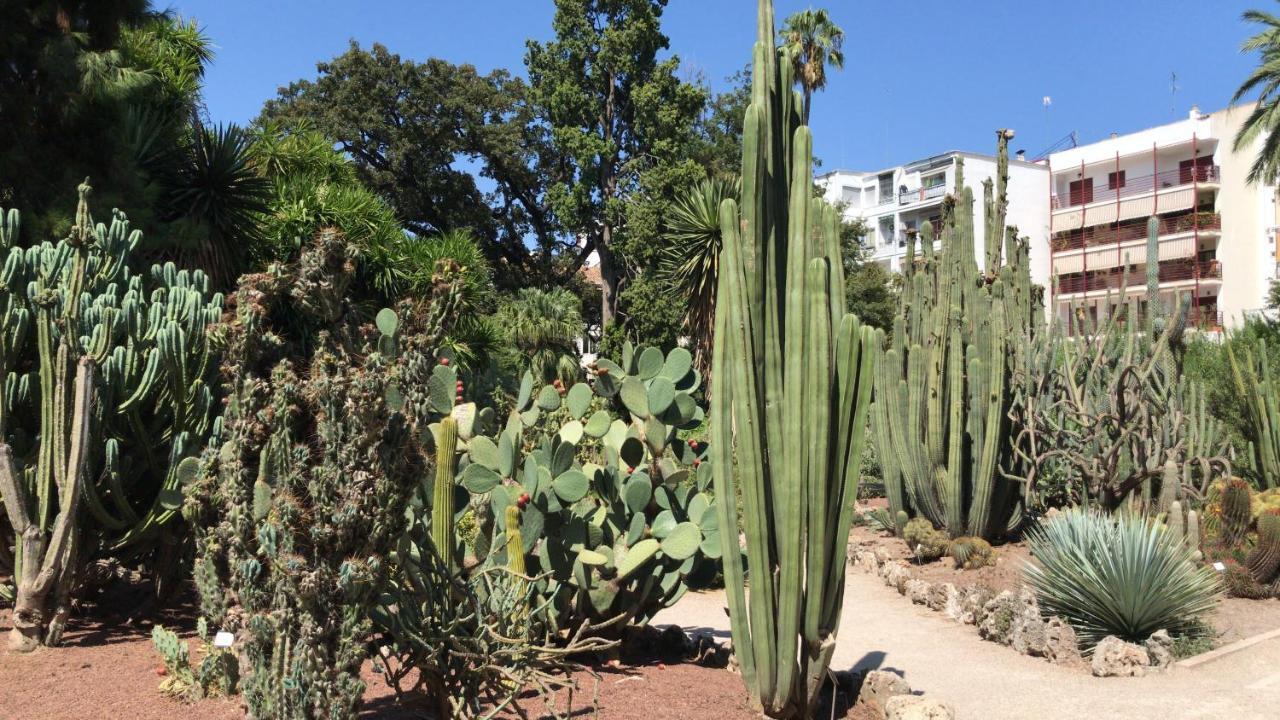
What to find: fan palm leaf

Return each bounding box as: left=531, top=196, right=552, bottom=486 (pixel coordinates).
left=778, top=8, right=845, bottom=124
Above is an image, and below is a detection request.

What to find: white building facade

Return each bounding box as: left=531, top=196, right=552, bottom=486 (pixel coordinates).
left=1046, top=105, right=1280, bottom=332
left=818, top=149, right=1051, bottom=288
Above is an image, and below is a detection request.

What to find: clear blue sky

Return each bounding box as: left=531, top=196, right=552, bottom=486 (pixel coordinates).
left=171, top=0, right=1266, bottom=171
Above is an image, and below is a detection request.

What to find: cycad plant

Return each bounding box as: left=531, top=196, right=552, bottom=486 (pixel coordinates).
left=711, top=1, right=879, bottom=716
left=1024, top=508, right=1221, bottom=648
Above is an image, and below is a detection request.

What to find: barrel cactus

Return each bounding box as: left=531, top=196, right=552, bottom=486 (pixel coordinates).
left=0, top=182, right=221, bottom=651
left=709, top=2, right=880, bottom=715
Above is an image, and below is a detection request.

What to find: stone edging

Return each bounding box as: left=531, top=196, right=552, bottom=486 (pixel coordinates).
left=848, top=543, right=1176, bottom=677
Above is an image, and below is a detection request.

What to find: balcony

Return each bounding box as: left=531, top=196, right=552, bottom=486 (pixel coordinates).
left=1062, top=307, right=1223, bottom=337
left=1056, top=259, right=1222, bottom=295
left=898, top=183, right=948, bottom=206
left=1051, top=165, right=1219, bottom=210
left=1051, top=212, right=1220, bottom=252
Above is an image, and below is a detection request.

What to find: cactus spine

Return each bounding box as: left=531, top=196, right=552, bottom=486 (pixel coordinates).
left=710, top=2, right=879, bottom=715
left=872, top=131, right=1037, bottom=540
left=433, top=416, right=459, bottom=571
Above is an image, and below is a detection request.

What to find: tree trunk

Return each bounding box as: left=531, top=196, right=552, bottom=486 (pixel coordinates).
left=597, top=234, right=619, bottom=330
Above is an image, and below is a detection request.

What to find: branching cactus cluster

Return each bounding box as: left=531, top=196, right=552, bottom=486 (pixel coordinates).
left=710, top=2, right=879, bottom=716
left=0, top=182, right=221, bottom=651
left=871, top=130, right=1039, bottom=541
left=184, top=229, right=457, bottom=720
left=426, top=342, right=713, bottom=635
left=1006, top=217, right=1231, bottom=512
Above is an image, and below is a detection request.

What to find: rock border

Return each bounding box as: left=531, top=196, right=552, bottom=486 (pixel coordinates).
left=855, top=669, right=956, bottom=720
left=848, top=542, right=1176, bottom=676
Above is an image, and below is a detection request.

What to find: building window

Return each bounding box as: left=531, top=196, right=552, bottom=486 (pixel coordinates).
left=879, top=217, right=894, bottom=248
left=878, top=173, right=893, bottom=204
left=923, top=173, right=945, bottom=189
left=1107, top=171, right=1126, bottom=190
left=1069, top=178, right=1094, bottom=206
left=1179, top=156, right=1213, bottom=184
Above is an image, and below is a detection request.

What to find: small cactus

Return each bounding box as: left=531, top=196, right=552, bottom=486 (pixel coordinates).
left=433, top=416, right=459, bottom=572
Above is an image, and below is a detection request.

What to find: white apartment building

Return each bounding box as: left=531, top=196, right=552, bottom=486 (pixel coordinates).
left=818, top=149, right=1051, bottom=288
left=1046, top=104, right=1280, bottom=332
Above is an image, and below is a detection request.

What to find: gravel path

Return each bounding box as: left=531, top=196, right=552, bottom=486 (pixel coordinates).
left=654, top=567, right=1280, bottom=720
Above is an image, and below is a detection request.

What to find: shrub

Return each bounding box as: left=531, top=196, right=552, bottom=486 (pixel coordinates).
left=1024, top=508, right=1221, bottom=648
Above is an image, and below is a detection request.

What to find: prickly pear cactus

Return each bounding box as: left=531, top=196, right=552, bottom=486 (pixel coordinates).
left=428, top=342, right=714, bottom=635
left=0, top=182, right=222, bottom=651
left=185, top=229, right=456, bottom=720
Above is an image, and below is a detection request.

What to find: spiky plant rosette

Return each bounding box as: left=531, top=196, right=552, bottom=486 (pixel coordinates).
left=1023, top=508, right=1221, bottom=648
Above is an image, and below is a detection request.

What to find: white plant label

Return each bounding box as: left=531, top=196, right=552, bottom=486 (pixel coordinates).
left=214, top=631, right=235, bottom=648
left=1212, top=561, right=1227, bottom=572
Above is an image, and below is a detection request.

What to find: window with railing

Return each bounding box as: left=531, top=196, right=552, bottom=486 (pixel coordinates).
left=1050, top=211, right=1221, bottom=251
left=1052, top=164, right=1219, bottom=209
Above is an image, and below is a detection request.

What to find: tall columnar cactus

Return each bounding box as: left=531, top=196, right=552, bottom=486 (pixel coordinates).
left=1228, top=337, right=1280, bottom=489
left=0, top=182, right=221, bottom=651
left=872, top=131, right=1038, bottom=540
left=1006, top=218, right=1230, bottom=511
left=433, top=416, right=459, bottom=571
left=185, top=230, right=457, bottom=720
left=710, top=2, right=879, bottom=715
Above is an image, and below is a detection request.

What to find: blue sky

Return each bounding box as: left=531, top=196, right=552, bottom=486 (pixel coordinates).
left=172, top=0, right=1266, bottom=172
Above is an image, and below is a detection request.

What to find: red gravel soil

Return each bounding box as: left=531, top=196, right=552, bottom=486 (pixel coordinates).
left=0, top=606, right=878, bottom=719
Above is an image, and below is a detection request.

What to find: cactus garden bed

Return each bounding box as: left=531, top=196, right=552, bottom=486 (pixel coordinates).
left=0, top=606, right=884, bottom=719
left=848, top=509, right=1280, bottom=660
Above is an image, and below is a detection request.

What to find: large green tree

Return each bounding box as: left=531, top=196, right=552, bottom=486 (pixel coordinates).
left=260, top=42, right=564, bottom=286
left=525, top=0, right=705, bottom=332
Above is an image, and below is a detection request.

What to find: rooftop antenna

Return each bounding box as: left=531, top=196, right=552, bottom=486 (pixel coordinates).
left=1170, top=71, right=1180, bottom=115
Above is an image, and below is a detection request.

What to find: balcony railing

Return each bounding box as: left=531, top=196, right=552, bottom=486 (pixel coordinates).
left=1051, top=212, right=1221, bottom=252
left=1051, top=165, right=1219, bottom=209
left=899, top=183, right=948, bottom=205
left=1056, top=259, right=1222, bottom=294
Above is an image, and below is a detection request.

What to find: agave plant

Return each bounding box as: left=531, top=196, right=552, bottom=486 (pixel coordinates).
left=1024, top=508, right=1221, bottom=648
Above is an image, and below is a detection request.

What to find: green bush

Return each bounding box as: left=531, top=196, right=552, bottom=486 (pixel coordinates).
left=1024, top=508, right=1221, bottom=648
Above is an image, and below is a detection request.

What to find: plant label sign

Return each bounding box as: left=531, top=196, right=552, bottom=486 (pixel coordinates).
left=214, top=631, right=235, bottom=648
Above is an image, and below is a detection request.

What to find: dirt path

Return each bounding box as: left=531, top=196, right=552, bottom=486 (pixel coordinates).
left=655, top=568, right=1280, bottom=720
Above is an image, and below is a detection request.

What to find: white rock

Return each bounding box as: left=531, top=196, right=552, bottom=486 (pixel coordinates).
left=884, top=694, right=956, bottom=720
left=1091, top=635, right=1151, bottom=677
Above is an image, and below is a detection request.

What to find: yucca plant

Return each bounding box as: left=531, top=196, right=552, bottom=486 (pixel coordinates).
left=1024, top=508, right=1221, bottom=648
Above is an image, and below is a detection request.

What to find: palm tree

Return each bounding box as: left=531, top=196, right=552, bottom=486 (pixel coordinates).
left=1233, top=6, right=1280, bottom=184
left=497, top=287, right=584, bottom=384
left=659, top=177, right=737, bottom=372
left=778, top=8, right=845, bottom=125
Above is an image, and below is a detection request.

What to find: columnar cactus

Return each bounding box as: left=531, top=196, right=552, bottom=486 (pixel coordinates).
left=185, top=230, right=457, bottom=719
left=0, top=182, right=221, bottom=651
left=709, top=2, right=879, bottom=715
left=1228, top=336, right=1280, bottom=489
left=433, top=416, right=459, bottom=571
left=872, top=131, right=1038, bottom=540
